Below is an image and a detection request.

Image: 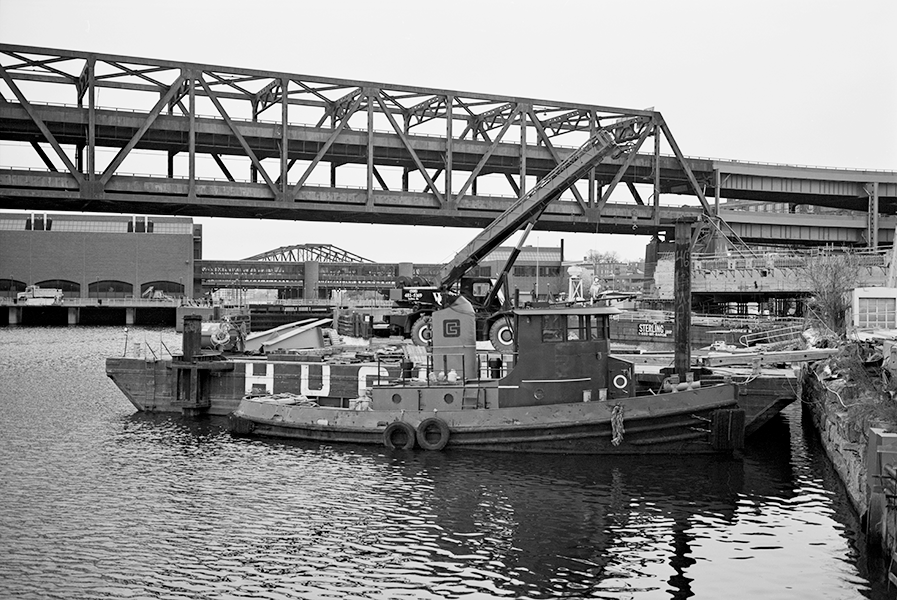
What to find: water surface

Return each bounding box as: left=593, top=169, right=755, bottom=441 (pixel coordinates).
left=0, top=326, right=888, bottom=598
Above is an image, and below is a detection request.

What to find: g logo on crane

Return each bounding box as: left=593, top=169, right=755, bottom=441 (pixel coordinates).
left=443, top=319, right=460, bottom=337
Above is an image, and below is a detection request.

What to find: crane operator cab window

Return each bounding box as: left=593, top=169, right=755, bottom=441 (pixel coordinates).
left=470, top=281, right=492, bottom=300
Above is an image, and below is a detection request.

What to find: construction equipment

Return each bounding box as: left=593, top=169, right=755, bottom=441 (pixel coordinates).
left=386, top=275, right=510, bottom=349
left=16, top=285, right=63, bottom=305
left=387, top=123, right=646, bottom=351
left=141, top=286, right=175, bottom=301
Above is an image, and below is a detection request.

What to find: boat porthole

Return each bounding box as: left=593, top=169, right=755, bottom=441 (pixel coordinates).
left=443, top=393, right=454, bottom=404
left=534, top=388, right=545, bottom=400
left=391, top=393, right=402, bottom=404
left=613, top=374, right=628, bottom=389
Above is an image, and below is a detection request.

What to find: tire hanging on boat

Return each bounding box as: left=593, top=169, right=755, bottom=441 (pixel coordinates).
left=489, top=316, right=515, bottom=353
left=416, top=417, right=450, bottom=451
left=383, top=421, right=416, bottom=450
left=410, top=316, right=433, bottom=346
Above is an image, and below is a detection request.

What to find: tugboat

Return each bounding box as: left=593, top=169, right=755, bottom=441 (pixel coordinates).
left=228, top=124, right=747, bottom=453
left=229, top=296, right=744, bottom=454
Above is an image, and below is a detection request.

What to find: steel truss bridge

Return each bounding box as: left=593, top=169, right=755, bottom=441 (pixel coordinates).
left=243, top=243, right=373, bottom=263
left=1, top=44, right=895, bottom=248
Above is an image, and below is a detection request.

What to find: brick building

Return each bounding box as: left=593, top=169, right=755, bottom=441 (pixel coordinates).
left=0, top=213, right=199, bottom=300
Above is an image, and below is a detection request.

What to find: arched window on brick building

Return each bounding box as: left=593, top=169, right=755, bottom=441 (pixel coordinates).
left=0, top=279, right=26, bottom=299
left=88, top=280, right=133, bottom=299
left=36, top=280, right=80, bottom=295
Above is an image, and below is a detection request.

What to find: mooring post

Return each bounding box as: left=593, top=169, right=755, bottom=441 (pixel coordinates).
left=674, top=220, right=692, bottom=379
left=182, top=314, right=202, bottom=362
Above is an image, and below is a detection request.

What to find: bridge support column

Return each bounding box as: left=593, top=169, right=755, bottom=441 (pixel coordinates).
left=304, top=261, right=319, bottom=301
left=126, top=307, right=136, bottom=325
left=674, top=220, right=692, bottom=379
left=8, top=306, right=21, bottom=326
left=67, top=307, right=79, bottom=326
left=868, top=181, right=880, bottom=248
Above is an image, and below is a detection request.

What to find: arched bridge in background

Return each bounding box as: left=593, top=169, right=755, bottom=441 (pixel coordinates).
left=0, top=44, right=895, bottom=248
left=243, top=243, right=374, bottom=263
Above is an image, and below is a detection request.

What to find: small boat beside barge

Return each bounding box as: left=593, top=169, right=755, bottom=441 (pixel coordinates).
left=229, top=299, right=745, bottom=454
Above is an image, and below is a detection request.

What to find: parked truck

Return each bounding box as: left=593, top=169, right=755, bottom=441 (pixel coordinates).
left=16, top=285, right=64, bottom=305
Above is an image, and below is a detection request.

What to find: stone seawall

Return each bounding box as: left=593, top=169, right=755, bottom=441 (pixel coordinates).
left=800, top=364, right=897, bottom=578
left=799, top=367, right=868, bottom=514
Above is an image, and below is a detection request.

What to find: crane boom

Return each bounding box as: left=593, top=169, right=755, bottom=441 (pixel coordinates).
left=439, top=128, right=621, bottom=290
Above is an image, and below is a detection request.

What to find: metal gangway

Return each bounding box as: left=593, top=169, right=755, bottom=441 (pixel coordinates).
left=739, top=323, right=805, bottom=348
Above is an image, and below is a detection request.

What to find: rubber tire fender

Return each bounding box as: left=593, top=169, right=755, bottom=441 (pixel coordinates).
left=410, top=316, right=433, bottom=346
left=416, top=417, right=451, bottom=451
left=489, top=316, right=515, bottom=353
left=383, top=421, right=416, bottom=450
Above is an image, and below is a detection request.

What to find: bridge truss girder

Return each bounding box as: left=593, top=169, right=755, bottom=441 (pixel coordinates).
left=0, top=44, right=719, bottom=239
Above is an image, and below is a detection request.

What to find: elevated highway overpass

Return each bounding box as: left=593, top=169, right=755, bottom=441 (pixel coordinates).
left=1, top=44, right=895, bottom=247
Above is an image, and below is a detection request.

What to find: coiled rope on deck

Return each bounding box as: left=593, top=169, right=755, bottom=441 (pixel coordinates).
left=611, top=404, right=625, bottom=446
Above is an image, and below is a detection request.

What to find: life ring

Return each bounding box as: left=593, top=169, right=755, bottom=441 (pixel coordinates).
left=416, top=417, right=450, bottom=451
left=613, top=374, right=629, bottom=390
left=383, top=421, right=416, bottom=450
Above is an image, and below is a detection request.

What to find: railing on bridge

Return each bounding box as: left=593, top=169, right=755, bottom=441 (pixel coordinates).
left=680, top=247, right=892, bottom=272
left=652, top=247, right=892, bottom=298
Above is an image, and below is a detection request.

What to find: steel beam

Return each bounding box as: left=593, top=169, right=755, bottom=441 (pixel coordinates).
left=454, top=106, right=519, bottom=205
left=375, top=94, right=444, bottom=206
left=290, top=91, right=363, bottom=199
left=198, top=76, right=277, bottom=197
left=0, top=66, right=82, bottom=183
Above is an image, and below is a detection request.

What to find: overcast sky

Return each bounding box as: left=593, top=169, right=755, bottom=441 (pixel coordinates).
left=1, top=0, right=894, bottom=264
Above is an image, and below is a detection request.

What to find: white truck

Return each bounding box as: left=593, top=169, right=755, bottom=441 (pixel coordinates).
left=16, top=285, right=64, bottom=305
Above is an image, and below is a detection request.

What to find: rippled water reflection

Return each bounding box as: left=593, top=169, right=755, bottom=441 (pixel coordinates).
left=0, top=326, right=889, bottom=598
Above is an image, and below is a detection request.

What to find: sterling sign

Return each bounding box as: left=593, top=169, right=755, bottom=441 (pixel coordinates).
left=637, top=323, right=670, bottom=337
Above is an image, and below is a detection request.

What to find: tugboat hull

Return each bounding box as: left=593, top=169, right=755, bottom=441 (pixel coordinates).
left=230, top=383, right=743, bottom=455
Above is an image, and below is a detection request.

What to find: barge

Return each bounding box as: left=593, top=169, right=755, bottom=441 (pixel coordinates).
left=106, top=315, right=402, bottom=417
